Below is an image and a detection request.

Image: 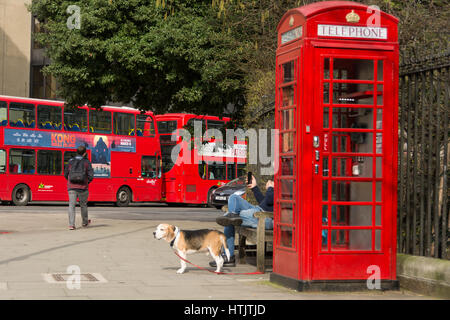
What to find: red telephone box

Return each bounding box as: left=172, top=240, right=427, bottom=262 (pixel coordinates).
left=271, top=1, right=399, bottom=290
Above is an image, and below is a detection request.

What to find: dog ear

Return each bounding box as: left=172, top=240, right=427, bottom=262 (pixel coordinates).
left=166, top=225, right=175, bottom=239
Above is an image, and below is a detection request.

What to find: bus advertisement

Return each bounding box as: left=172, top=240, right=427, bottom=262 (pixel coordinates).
left=156, top=113, right=247, bottom=207
left=0, top=95, right=162, bottom=206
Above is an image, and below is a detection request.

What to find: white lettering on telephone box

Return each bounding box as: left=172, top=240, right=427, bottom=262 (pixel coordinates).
left=318, top=24, right=387, bottom=40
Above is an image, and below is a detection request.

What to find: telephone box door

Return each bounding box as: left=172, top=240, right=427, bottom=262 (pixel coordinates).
left=311, top=47, right=396, bottom=280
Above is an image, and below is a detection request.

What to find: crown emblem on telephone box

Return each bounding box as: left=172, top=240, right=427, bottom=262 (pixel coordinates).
left=346, top=10, right=360, bottom=23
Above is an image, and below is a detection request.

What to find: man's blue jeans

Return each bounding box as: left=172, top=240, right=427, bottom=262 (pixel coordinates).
left=224, top=194, right=273, bottom=257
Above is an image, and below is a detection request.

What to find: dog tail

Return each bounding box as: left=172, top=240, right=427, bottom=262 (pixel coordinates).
left=220, top=234, right=231, bottom=261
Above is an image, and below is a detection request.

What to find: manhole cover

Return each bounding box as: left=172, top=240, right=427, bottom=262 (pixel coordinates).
left=43, top=273, right=107, bottom=283
left=52, top=273, right=99, bottom=282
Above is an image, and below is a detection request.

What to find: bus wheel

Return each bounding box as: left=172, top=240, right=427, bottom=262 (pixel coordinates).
left=12, top=184, right=30, bottom=206
left=116, top=187, right=131, bottom=207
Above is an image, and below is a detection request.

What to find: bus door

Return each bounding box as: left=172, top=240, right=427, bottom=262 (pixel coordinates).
left=136, top=154, right=162, bottom=202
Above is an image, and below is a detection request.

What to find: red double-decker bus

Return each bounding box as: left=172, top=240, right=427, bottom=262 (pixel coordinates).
left=156, top=113, right=247, bottom=207
left=0, top=95, right=162, bottom=206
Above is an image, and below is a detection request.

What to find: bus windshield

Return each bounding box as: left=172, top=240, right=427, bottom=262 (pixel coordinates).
left=157, top=121, right=177, bottom=134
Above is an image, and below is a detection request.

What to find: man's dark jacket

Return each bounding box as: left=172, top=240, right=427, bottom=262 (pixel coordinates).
left=64, top=156, right=94, bottom=191
left=251, top=186, right=274, bottom=212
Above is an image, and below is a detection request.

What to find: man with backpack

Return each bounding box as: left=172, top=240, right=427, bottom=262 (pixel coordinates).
left=64, top=145, right=94, bottom=230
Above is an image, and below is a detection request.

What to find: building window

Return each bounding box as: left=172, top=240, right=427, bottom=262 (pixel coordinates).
left=31, top=65, right=57, bottom=100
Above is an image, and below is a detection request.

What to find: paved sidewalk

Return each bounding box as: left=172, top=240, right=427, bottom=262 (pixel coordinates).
left=0, top=211, right=434, bottom=300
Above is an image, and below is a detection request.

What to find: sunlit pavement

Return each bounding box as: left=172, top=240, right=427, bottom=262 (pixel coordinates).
left=0, top=203, right=435, bottom=300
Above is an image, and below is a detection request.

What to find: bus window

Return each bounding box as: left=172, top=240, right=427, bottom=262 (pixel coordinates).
left=0, top=150, right=6, bottom=173
left=208, top=162, right=226, bottom=180
left=9, top=103, right=35, bottom=128
left=0, top=101, right=6, bottom=126
left=157, top=120, right=177, bottom=134
left=137, top=115, right=155, bottom=137
left=237, top=163, right=246, bottom=177
left=199, top=161, right=207, bottom=179
left=206, top=120, right=224, bottom=140
left=89, top=109, right=111, bottom=134
left=38, top=105, right=62, bottom=130
left=37, top=150, right=62, bottom=175
left=161, top=144, right=177, bottom=173
left=9, top=149, right=35, bottom=174
left=227, top=163, right=236, bottom=180
left=64, top=151, right=77, bottom=170
left=207, top=120, right=224, bottom=130
left=187, top=118, right=206, bottom=133
left=142, top=156, right=157, bottom=178
left=64, top=108, right=87, bottom=132
left=114, top=112, right=135, bottom=136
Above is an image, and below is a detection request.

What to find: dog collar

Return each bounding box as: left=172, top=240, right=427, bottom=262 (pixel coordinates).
left=170, top=227, right=179, bottom=248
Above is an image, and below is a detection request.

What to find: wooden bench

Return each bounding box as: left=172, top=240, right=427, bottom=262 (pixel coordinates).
left=235, top=211, right=273, bottom=272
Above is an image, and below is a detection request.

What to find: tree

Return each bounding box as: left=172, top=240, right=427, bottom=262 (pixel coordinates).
left=30, top=0, right=246, bottom=116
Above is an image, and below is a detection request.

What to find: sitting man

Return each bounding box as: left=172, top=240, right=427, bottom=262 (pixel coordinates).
left=210, top=174, right=274, bottom=268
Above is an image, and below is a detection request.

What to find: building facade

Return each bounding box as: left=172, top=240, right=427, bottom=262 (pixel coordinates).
left=0, top=0, right=55, bottom=99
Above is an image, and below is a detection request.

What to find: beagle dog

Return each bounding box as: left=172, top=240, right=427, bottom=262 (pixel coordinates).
left=153, top=224, right=230, bottom=274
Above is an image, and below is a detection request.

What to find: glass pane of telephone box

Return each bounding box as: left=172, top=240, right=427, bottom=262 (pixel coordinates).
left=332, top=156, right=377, bottom=178
left=281, top=132, right=294, bottom=153
left=324, top=58, right=330, bottom=79
left=283, top=61, right=295, bottom=83
left=282, top=86, right=295, bottom=107
left=377, top=60, right=384, bottom=81
left=280, top=226, right=293, bottom=247
left=332, top=132, right=373, bottom=153
left=281, top=157, right=294, bottom=176
left=333, top=59, right=374, bottom=80
left=332, top=108, right=374, bottom=129
left=280, top=202, right=293, bottom=224
left=280, top=179, right=294, bottom=200
left=331, top=181, right=373, bottom=202
left=377, top=85, right=384, bottom=106
left=323, top=83, right=330, bottom=104
left=282, top=109, right=295, bottom=130
left=331, top=205, right=372, bottom=226
left=333, top=83, right=374, bottom=105
left=331, top=229, right=372, bottom=251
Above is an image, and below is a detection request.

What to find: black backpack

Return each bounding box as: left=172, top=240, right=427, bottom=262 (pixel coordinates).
left=69, top=158, right=86, bottom=184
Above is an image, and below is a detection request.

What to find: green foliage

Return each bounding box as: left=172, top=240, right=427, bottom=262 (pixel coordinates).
left=31, top=0, right=449, bottom=122
left=30, top=0, right=246, bottom=115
